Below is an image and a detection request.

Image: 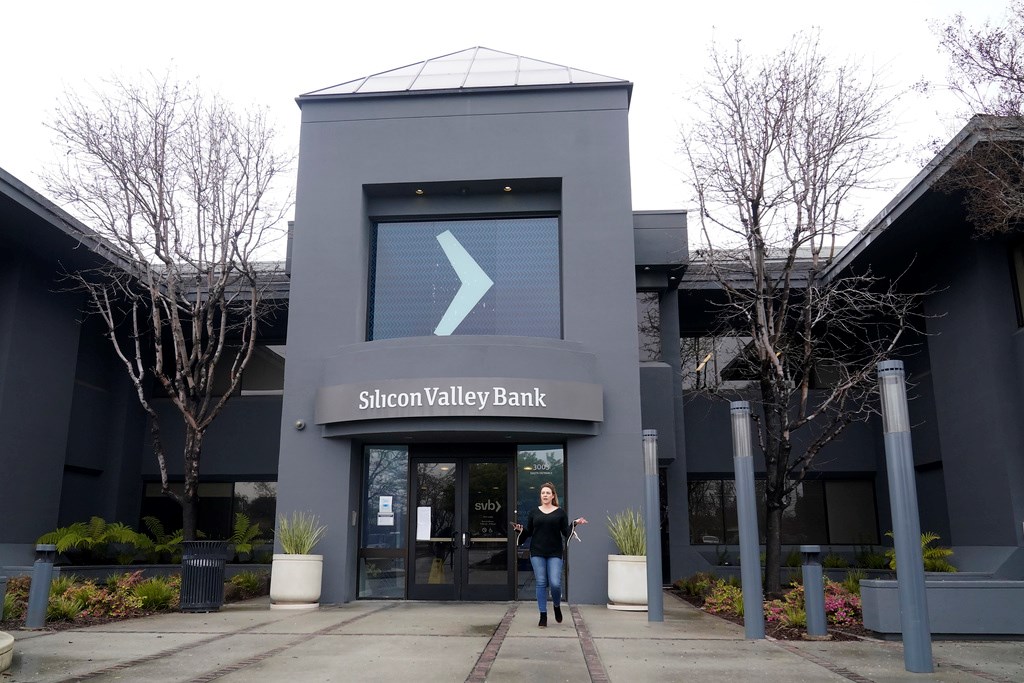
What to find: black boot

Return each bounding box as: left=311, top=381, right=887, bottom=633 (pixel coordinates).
left=538, top=612, right=547, bottom=627
left=554, top=605, right=563, bottom=623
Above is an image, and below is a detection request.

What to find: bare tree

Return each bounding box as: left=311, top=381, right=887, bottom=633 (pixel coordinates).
left=931, top=2, right=1024, bottom=235
left=682, top=33, right=924, bottom=593
left=48, top=72, right=293, bottom=540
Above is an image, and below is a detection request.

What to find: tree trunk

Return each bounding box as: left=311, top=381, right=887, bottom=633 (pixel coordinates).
left=763, top=505, right=784, bottom=596
left=182, top=428, right=203, bottom=541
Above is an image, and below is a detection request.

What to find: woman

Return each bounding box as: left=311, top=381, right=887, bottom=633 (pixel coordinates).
left=513, top=482, right=587, bottom=627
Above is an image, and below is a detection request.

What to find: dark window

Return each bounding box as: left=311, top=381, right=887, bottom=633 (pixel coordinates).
left=368, top=217, right=561, bottom=340
left=687, top=478, right=878, bottom=545
left=140, top=481, right=276, bottom=542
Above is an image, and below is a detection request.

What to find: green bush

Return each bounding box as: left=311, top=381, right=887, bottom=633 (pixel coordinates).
left=38, top=517, right=147, bottom=564
left=50, top=574, right=79, bottom=596
left=47, top=594, right=86, bottom=621
left=674, top=572, right=720, bottom=599
left=781, top=603, right=807, bottom=628
left=885, top=532, right=957, bottom=572
left=229, top=513, right=266, bottom=561
left=784, top=548, right=802, bottom=567
left=703, top=582, right=744, bottom=617
left=278, top=512, right=328, bottom=555
left=229, top=571, right=268, bottom=600
left=133, top=577, right=177, bottom=610
left=822, top=553, right=850, bottom=569
left=854, top=547, right=889, bottom=570
left=606, top=509, right=645, bottom=556
left=841, top=569, right=866, bottom=596
left=3, top=592, right=20, bottom=621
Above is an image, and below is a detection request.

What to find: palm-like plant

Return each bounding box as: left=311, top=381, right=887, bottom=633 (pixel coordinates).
left=38, top=516, right=146, bottom=563
left=229, top=513, right=266, bottom=559
left=885, top=531, right=957, bottom=572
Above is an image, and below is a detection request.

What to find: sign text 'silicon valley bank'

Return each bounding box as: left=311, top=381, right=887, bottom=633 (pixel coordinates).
left=358, top=386, right=547, bottom=411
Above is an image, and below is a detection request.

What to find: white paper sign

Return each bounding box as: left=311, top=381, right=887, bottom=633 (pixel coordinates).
left=377, top=514, right=394, bottom=526
left=379, top=496, right=393, bottom=514
left=416, top=506, right=432, bottom=541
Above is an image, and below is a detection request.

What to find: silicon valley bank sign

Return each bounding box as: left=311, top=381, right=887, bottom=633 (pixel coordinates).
left=315, top=378, right=603, bottom=424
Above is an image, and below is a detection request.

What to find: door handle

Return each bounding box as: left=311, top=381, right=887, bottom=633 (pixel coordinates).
left=462, top=532, right=468, bottom=548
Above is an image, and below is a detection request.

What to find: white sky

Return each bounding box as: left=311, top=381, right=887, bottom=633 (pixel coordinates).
left=0, top=0, right=1008, bottom=241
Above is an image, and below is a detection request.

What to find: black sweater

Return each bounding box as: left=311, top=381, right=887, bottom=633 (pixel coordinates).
left=521, top=507, right=570, bottom=558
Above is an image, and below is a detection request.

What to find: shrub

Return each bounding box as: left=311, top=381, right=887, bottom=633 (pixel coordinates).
left=824, top=579, right=862, bottom=627
left=675, top=572, right=719, bottom=599
left=47, top=594, right=86, bottom=621
left=822, top=553, right=850, bottom=569
left=606, top=509, right=645, bottom=556
left=784, top=549, right=802, bottom=567
left=37, top=517, right=147, bottom=564
left=50, top=574, right=80, bottom=596
left=3, top=592, right=20, bottom=621
left=133, top=577, right=177, bottom=610
left=229, top=571, right=269, bottom=600
left=885, top=531, right=957, bottom=572
left=854, top=547, right=889, bottom=570
left=703, top=582, right=744, bottom=617
left=229, top=513, right=266, bottom=561
left=841, top=569, right=865, bottom=596
left=278, top=512, right=328, bottom=555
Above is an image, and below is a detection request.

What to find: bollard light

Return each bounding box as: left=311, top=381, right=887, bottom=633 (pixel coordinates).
left=25, top=544, right=57, bottom=629
left=729, top=402, right=765, bottom=640
left=642, top=429, right=664, bottom=622
left=800, top=545, right=827, bottom=638
left=877, top=360, right=933, bottom=673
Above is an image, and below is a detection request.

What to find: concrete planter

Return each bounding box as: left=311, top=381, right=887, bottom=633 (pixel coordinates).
left=270, top=554, right=323, bottom=609
left=607, top=554, right=647, bottom=611
left=861, top=578, right=1024, bottom=635
left=0, top=631, right=12, bottom=673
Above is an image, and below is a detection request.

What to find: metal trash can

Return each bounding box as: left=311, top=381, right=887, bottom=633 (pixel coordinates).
left=180, top=540, right=229, bottom=612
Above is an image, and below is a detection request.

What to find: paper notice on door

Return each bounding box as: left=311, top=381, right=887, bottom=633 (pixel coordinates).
left=378, top=496, right=393, bottom=514
left=377, top=513, right=394, bottom=526
left=416, top=506, right=432, bottom=541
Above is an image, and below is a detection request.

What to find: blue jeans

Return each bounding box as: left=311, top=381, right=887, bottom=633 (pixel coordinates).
left=530, top=554, right=563, bottom=612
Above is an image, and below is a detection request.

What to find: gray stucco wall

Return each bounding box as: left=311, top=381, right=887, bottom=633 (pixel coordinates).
left=0, top=253, right=81, bottom=562
left=924, top=234, right=1024, bottom=548
left=281, top=84, right=644, bottom=604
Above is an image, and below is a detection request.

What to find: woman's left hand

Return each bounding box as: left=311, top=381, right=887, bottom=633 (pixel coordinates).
left=574, top=517, right=588, bottom=525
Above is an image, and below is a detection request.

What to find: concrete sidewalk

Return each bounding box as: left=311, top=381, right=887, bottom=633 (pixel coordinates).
left=2, top=593, right=1021, bottom=682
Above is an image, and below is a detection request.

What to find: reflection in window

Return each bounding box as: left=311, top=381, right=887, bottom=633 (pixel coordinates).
left=687, top=478, right=878, bottom=545
left=358, top=446, right=409, bottom=598
left=516, top=445, right=565, bottom=601
left=637, top=292, right=661, bottom=362
left=139, top=481, right=276, bottom=549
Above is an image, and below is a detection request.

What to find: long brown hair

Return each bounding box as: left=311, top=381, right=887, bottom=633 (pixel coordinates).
left=540, top=482, right=559, bottom=507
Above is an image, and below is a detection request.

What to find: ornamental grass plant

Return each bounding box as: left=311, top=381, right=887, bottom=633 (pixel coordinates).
left=606, top=509, right=645, bottom=555
left=277, top=512, right=328, bottom=555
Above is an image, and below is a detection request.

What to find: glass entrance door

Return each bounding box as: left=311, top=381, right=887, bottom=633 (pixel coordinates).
left=408, top=451, right=514, bottom=600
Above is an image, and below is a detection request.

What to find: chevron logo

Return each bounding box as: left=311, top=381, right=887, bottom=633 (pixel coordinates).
left=434, top=230, right=494, bottom=336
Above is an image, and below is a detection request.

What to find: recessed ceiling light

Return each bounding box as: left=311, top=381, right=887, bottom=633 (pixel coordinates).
left=503, top=186, right=512, bottom=192
left=415, top=188, right=424, bottom=195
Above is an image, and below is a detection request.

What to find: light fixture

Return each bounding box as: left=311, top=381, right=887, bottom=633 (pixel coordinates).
left=415, top=188, right=424, bottom=195
left=294, top=420, right=306, bottom=431
left=503, top=186, right=512, bottom=192
left=523, top=466, right=533, bottom=471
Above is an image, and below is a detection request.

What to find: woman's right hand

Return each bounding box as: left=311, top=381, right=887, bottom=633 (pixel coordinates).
left=513, top=523, right=523, bottom=532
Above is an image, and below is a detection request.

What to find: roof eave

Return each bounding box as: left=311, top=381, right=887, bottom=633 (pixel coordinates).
left=822, top=115, right=1024, bottom=281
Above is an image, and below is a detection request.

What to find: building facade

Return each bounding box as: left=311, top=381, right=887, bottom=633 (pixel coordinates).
left=1, top=52, right=1022, bottom=603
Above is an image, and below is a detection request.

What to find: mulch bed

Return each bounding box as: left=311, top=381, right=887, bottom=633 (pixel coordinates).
left=670, top=589, right=872, bottom=641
